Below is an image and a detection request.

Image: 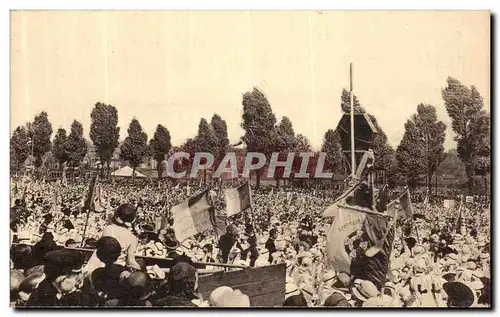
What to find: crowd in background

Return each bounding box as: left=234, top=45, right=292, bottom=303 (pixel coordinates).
left=10, top=176, right=491, bottom=307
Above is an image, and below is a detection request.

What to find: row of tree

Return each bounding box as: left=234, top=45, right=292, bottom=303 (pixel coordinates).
left=10, top=77, right=490, bottom=193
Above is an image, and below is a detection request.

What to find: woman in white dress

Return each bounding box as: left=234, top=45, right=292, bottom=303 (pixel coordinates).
left=84, top=204, right=142, bottom=273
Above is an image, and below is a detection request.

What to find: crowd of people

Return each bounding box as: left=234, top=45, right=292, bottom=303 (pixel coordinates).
left=10, top=174, right=491, bottom=308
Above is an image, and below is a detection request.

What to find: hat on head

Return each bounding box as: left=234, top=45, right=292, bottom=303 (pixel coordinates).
left=323, top=292, right=350, bottom=307
left=351, top=279, right=380, bottom=302
left=465, top=261, right=477, bottom=271
left=443, top=281, right=474, bottom=307
left=480, top=253, right=490, bottom=260
left=472, top=270, right=484, bottom=279
left=44, top=250, right=85, bottom=275
left=17, top=231, right=31, bottom=242
left=362, top=296, right=385, bottom=307
left=323, top=270, right=336, bottom=283
left=285, top=282, right=301, bottom=300
left=333, top=272, right=351, bottom=290
left=210, top=286, right=234, bottom=307
left=413, top=245, right=425, bottom=255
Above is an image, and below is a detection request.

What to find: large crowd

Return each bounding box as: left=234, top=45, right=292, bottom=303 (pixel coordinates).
left=10, top=175, right=491, bottom=308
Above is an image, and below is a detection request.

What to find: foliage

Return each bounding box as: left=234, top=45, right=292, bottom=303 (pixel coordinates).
left=442, top=77, right=490, bottom=194
left=27, top=111, right=53, bottom=168
left=90, top=102, right=120, bottom=172
left=241, top=87, right=279, bottom=187
left=52, top=128, right=70, bottom=167
left=66, top=120, right=88, bottom=168
left=10, top=126, right=31, bottom=171
left=340, top=88, right=365, bottom=113
left=210, top=114, right=229, bottom=169
left=396, top=104, right=446, bottom=192
left=119, top=118, right=149, bottom=180
left=321, top=129, right=343, bottom=172
left=396, top=120, right=427, bottom=189
left=150, top=124, right=172, bottom=178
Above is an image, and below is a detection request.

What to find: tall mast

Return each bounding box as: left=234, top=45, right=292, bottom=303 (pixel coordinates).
left=350, top=63, right=356, bottom=178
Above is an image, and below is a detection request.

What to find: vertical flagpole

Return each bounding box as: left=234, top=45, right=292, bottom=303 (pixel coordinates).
left=350, top=63, right=356, bottom=178
left=248, top=180, right=257, bottom=234
left=81, top=172, right=98, bottom=247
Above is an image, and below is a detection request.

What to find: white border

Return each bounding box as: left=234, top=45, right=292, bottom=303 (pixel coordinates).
left=2, top=1, right=498, bottom=317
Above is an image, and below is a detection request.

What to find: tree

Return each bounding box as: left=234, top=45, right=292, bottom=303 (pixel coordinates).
left=149, top=124, right=172, bottom=179
left=442, top=77, right=490, bottom=194
left=321, top=129, right=343, bottom=172
left=210, top=114, right=229, bottom=171
left=90, top=102, right=120, bottom=175
left=27, top=111, right=53, bottom=168
left=396, top=120, right=427, bottom=189
left=367, top=114, right=397, bottom=183
left=52, top=128, right=70, bottom=168
left=195, top=118, right=218, bottom=184
left=241, top=87, right=278, bottom=187
left=340, top=88, right=365, bottom=113
left=66, top=120, right=88, bottom=168
left=396, top=104, right=446, bottom=193
left=295, top=134, right=312, bottom=152
left=10, top=126, right=31, bottom=171
left=272, top=116, right=297, bottom=186
left=119, top=118, right=149, bottom=181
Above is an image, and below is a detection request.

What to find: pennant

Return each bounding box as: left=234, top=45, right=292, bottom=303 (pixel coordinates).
left=172, top=189, right=213, bottom=242
left=224, top=182, right=251, bottom=217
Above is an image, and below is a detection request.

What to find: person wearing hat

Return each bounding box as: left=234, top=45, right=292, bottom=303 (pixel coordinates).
left=156, top=262, right=201, bottom=307
left=240, top=224, right=258, bottom=267
left=283, top=293, right=308, bottom=307
left=265, top=228, right=278, bottom=264
left=27, top=249, right=91, bottom=307
left=217, top=224, right=239, bottom=264
left=15, top=272, right=46, bottom=307
left=86, top=204, right=141, bottom=273
left=323, top=292, right=351, bottom=307
left=443, top=281, right=475, bottom=307
left=350, top=279, right=380, bottom=307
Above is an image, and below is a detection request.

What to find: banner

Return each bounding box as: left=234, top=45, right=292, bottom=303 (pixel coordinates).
left=323, top=182, right=394, bottom=289
left=172, top=189, right=213, bottom=242
left=224, top=182, right=251, bottom=217
left=466, top=196, right=474, bottom=203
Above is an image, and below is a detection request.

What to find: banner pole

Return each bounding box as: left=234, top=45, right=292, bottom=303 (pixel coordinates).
left=350, top=63, right=356, bottom=178
left=80, top=172, right=98, bottom=247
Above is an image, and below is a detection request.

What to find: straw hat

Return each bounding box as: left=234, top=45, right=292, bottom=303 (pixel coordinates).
left=351, top=279, right=380, bottom=302
left=210, top=286, right=234, bottom=306
left=322, top=270, right=336, bottom=284
left=285, top=282, right=301, bottom=300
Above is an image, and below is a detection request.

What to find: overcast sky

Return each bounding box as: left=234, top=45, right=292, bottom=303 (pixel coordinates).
left=11, top=11, right=490, bottom=150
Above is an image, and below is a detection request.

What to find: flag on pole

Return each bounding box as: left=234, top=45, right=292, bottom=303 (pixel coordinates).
left=171, top=189, right=214, bottom=242
left=224, top=182, right=251, bottom=217
left=386, top=189, right=413, bottom=220
left=323, top=183, right=394, bottom=289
